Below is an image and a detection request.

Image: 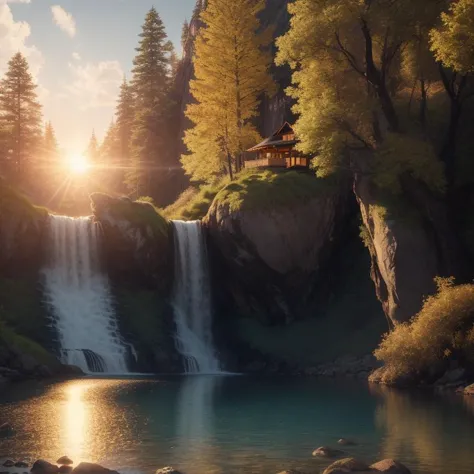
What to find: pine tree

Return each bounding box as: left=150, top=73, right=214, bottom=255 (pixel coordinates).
left=86, top=130, right=100, bottom=164
left=43, top=121, right=59, bottom=159
left=99, top=120, right=123, bottom=193
left=0, top=52, right=42, bottom=184
left=127, top=7, right=173, bottom=198
left=182, top=0, right=275, bottom=182
left=181, top=19, right=190, bottom=51
left=115, top=77, right=134, bottom=181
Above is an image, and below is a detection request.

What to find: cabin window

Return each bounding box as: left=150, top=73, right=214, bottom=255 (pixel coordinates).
left=283, top=133, right=295, bottom=141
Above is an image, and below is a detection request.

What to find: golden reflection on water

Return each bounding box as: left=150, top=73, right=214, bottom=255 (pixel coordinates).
left=371, top=384, right=474, bottom=473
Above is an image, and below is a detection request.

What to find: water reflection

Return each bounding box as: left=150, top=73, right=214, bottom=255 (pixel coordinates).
left=64, top=383, right=88, bottom=462
left=371, top=384, right=474, bottom=473
left=174, top=376, right=220, bottom=474
left=3, top=378, right=474, bottom=474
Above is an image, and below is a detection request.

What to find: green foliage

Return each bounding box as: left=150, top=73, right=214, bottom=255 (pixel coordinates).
left=215, top=170, right=331, bottom=213
left=0, top=52, right=42, bottom=183
left=0, top=179, right=48, bottom=219
left=107, top=196, right=169, bottom=239
left=372, top=133, right=446, bottom=193
left=374, top=279, right=474, bottom=382
left=127, top=7, right=174, bottom=197
left=0, top=322, right=58, bottom=367
left=430, top=0, right=474, bottom=75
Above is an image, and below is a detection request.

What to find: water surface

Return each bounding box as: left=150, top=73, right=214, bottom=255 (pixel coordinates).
left=1, top=377, right=474, bottom=474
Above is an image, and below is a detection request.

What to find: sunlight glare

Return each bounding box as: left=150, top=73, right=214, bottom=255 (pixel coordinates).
left=67, top=154, right=90, bottom=175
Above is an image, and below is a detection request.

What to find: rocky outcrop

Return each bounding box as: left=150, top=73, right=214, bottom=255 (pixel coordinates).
left=90, top=193, right=181, bottom=373
left=91, top=193, right=171, bottom=291
left=205, top=175, right=349, bottom=325
left=354, top=175, right=439, bottom=324
left=0, top=180, right=48, bottom=276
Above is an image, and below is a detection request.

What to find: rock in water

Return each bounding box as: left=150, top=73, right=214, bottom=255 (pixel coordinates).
left=59, top=466, right=73, bottom=474
left=72, top=464, right=119, bottom=474
left=312, top=446, right=344, bottom=458
left=14, top=461, right=29, bottom=468
left=323, top=458, right=370, bottom=473
left=155, top=468, right=183, bottom=474
left=56, top=458, right=73, bottom=466
left=31, top=460, right=59, bottom=474
left=2, top=460, right=15, bottom=467
left=337, top=438, right=357, bottom=446
left=370, top=459, right=412, bottom=473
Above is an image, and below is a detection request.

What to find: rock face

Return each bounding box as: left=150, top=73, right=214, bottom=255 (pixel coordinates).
left=91, top=193, right=171, bottom=291
left=0, top=181, right=48, bottom=276
left=91, top=193, right=182, bottom=374
left=355, top=175, right=438, bottom=324
left=205, top=177, right=349, bottom=325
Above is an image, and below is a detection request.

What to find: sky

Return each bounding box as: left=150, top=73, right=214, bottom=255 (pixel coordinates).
left=1, top=0, right=196, bottom=155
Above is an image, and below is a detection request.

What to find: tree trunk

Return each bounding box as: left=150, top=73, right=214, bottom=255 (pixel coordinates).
left=440, top=99, right=462, bottom=186
left=420, top=78, right=427, bottom=133
left=226, top=150, right=234, bottom=181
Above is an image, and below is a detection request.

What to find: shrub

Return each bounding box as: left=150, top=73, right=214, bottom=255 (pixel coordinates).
left=374, top=278, right=474, bottom=382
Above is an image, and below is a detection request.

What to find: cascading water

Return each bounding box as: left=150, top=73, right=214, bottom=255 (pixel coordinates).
left=172, top=220, right=221, bottom=374
left=42, top=215, right=129, bottom=374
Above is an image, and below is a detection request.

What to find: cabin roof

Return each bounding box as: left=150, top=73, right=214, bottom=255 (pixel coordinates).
left=246, top=122, right=297, bottom=152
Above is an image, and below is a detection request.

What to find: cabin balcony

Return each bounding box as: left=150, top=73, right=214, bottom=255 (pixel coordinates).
left=244, top=155, right=309, bottom=169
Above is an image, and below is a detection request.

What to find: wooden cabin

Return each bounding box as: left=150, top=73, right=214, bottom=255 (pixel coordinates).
left=244, top=122, right=310, bottom=169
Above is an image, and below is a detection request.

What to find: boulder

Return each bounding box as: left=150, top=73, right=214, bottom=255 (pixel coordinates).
left=322, top=458, right=370, bottom=473
left=2, top=460, right=14, bottom=467
left=312, top=446, right=344, bottom=458
left=370, top=459, right=411, bottom=473
left=31, top=460, right=59, bottom=474
left=205, top=173, right=350, bottom=325
left=14, top=461, right=29, bottom=468
left=72, top=464, right=119, bottom=474
left=59, top=466, right=73, bottom=474
left=434, top=368, right=466, bottom=385
left=338, top=438, right=357, bottom=446
left=56, top=457, right=73, bottom=466
left=464, top=383, right=474, bottom=395
left=155, top=468, right=184, bottom=474
left=90, top=193, right=170, bottom=292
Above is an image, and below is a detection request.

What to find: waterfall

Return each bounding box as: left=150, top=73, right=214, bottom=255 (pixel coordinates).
left=42, top=215, right=128, bottom=374
left=172, top=221, right=221, bottom=374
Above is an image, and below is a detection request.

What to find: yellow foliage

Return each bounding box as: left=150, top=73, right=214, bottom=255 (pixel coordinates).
left=182, top=0, right=275, bottom=182
left=430, top=0, right=474, bottom=75
left=375, top=279, right=474, bottom=382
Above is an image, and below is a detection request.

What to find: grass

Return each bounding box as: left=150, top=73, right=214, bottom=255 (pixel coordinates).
left=374, top=278, right=474, bottom=383
left=92, top=193, right=169, bottom=240
left=0, top=178, right=49, bottom=220
left=0, top=322, right=58, bottom=367
left=214, top=169, right=332, bottom=213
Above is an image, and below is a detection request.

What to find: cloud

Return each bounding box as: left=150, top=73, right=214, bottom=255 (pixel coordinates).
left=0, top=1, right=32, bottom=3
left=0, top=4, right=44, bottom=77
left=66, top=60, right=123, bottom=109
left=72, top=52, right=81, bottom=61
left=51, top=5, right=76, bottom=38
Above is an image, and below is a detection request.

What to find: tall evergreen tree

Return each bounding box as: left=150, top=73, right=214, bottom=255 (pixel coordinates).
left=43, top=121, right=59, bottom=160
left=182, top=0, right=275, bottom=182
left=115, top=77, right=134, bottom=179
left=181, top=19, right=190, bottom=51
left=127, top=7, right=173, bottom=198
left=86, top=130, right=100, bottom=164
left=0, top=52, right=42, bottom=183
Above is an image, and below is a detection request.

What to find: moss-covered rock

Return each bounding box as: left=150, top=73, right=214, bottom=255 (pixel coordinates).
left=91, top=193, right=171, bottom=292
left=205, top=170, right=349, bottom=325
left=0, top=179, right=48, bottom=275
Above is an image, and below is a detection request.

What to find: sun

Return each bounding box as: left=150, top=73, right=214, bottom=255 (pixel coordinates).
left=67, top=154, right=90, bottom=175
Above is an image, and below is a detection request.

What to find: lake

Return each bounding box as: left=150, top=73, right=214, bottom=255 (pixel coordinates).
left=1, top=376, right=474, bottom=474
